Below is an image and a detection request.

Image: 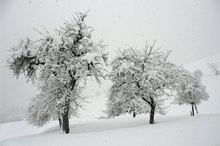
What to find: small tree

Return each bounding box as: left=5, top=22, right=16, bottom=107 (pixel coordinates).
left=174, top=69, right=209, bottom=116
left=109, top=42, right=178, bottom=124
left=8, top=12, right=108, bottom=133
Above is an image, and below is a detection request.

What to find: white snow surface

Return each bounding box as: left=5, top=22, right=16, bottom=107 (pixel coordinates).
left=0, top=114, right=220, bottom=146
left=0, top=55, right=219, bottom=146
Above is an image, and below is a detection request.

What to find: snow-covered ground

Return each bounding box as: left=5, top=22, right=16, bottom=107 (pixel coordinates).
left=0, top=55, right=219, bottom=145
left=0, top=114, right=220, bottom=146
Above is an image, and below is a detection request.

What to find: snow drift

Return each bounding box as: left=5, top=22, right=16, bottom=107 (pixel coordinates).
left=0, top=114, right=220, bottom=146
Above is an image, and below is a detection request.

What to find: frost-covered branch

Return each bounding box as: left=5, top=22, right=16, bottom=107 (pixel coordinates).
left=8, top=12, right=108, bottom=134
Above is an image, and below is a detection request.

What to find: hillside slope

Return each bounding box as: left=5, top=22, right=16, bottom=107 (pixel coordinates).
left=0, top=55, right=219, bottom=146
left=167, top=75, right=220, bottom=115
left=0, top=114, right=220, bottom=146
left=167, top=54, right=220, bottom=115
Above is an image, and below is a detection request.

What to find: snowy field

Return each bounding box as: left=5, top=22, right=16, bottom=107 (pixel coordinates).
left=0, top=114, right=220, bottom=146
left=0, top=55, right=220, bottom=146
left=1, top=1, right=220, bottom=145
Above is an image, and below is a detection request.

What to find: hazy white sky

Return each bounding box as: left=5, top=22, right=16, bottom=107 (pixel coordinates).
left=0, top=0, right=220, bottom=115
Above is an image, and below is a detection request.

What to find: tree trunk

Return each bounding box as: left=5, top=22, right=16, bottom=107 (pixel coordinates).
left=58, top=116, right=62, bottom=128
left=61, top=77, right=76, bottom=134
left=191, top=104, right=195, bottom=116
left=133, top=111, right=136, bottom=118
left=142, top=97, right=156, bottom=124
left=62, top=99, right=70, bottom=134
left=150, top=105, right=155, bottom=124
left=195, top=104, right=198, bottom=114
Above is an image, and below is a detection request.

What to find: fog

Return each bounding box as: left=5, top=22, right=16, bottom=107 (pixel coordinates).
left=0, top=0, right=220, bottom=122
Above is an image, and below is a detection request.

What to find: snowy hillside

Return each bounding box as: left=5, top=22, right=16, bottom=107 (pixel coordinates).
left=1, top=114, right=220, bottom=146
left=0, top=55, right=219, bottom=145
left=167, top=75, right=220, bottom=115
left=166, top=54, right=220, bottom=115
left=185, top=54, right=220, bottom=76
left=1, top=55, right=219, bottom=123
left=1, top=0, right=220, bottom=145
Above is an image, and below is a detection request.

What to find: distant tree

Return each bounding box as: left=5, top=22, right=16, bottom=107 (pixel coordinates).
left=193, top=69, right=203, bottom=114
left=108, top=42, right=178, bottom=124
left=208, top=62, right=220, bottom=75
left=8, top=12, right=108, bottom=133
left=174, top=69, right=209, bottom=116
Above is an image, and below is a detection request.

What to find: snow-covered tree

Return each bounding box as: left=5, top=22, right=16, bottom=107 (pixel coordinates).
left=174, top=69, right=209, bottom=116
left=8, top=12, right=108, bottom=133
left=106, top=85, right=149, bottom=118
left=109, top=42, right=178, bottom=124
left=26, top=74, right=84, bottom=128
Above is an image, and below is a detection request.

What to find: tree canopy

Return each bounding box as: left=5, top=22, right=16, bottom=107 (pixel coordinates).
left=108, top=42, right=179, bottom=123
left=8, top=12, right=108, bottom=133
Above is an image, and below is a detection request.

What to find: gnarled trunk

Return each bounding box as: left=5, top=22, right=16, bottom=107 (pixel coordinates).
left=62, top=99, right=70, bottom=134
left=142, top=96, right=156, bottom=124
left=150, top=105, right=155, bottom=124
left=191, top=104, right=195, bottom=116
left=61, top=77, right=76, bottom=134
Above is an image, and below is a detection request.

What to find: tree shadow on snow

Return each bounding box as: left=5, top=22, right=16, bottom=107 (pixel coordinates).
left=43, top=116, right=149, bottom=134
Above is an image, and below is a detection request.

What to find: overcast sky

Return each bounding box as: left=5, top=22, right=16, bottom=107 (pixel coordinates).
left=0, top=0, right=220, bottom=115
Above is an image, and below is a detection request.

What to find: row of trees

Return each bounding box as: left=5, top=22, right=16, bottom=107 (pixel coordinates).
left=106, top=44, right=209, bottom=123
left=8, top=12, right=209, bottom=133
